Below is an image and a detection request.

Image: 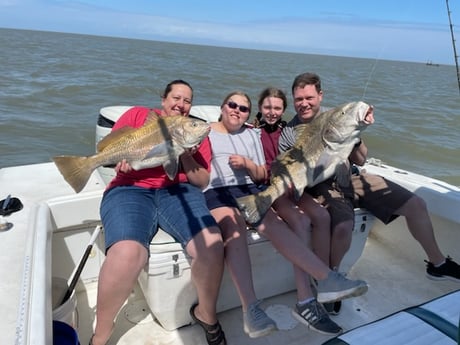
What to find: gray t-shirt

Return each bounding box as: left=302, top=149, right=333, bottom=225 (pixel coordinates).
left=278, top=106, right=330, bottom=153
left=205, top=126, right=265, bottom=191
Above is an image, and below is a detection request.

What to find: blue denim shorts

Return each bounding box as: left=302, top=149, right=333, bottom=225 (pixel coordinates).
left=100, top=184, right=218, bottom=253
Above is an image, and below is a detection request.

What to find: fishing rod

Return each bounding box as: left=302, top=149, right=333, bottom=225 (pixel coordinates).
left=446, top=0, right=460, bottom=94
left=60, top=225, right=102, bottom=304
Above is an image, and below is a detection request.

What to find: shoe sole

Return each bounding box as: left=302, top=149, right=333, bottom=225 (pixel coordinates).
left=243, top=324, right=277, bottom=338
left=426, top=273, right=460, bottom=283
left=317, top=283, right=368, bottom=303
left=329, top=307, right=341, bottom=316
left=291, top=309, right=342, bottom=336
left=324, top=303, right=341, bottom=316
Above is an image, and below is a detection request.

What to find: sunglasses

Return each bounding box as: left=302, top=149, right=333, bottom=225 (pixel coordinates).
left=227, top=101, right=250, bottom=113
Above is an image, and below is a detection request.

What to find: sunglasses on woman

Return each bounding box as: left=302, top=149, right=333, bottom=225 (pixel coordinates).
left=227, top=101, right=250, bottom=113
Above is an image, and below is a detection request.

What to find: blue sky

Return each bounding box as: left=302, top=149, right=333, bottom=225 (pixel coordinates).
left=0, top=0, right=459, bottom=64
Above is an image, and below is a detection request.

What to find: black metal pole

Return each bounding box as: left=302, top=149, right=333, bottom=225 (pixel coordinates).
left=446, top=0, right=460, bottom=94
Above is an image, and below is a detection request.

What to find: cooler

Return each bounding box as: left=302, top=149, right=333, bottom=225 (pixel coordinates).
left=340, top=208, right=376, bottom=273
left=138, top=228, right=295, bottom=331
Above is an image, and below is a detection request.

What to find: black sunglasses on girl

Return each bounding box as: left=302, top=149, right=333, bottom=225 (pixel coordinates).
left=227, top=101, right=250, bottom=113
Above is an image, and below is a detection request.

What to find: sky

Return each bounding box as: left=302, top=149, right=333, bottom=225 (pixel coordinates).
left=0, top=0, right=459, bottom=65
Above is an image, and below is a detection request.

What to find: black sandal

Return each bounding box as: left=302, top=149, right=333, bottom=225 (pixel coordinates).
left=0, top=196, right=23, bottom=216
left=190, top=303, right=227, bottom=345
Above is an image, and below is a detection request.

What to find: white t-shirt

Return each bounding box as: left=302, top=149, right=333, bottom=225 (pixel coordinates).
left=205, top=126, right=265, bottom=191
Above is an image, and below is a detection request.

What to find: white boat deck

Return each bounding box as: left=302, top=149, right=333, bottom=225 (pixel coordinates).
left=0, top=161, right=459, bottom=345
left=74, top=237, right=458, bottom=345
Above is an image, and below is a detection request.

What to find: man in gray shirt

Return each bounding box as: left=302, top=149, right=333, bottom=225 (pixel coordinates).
left=279, top=72, right=460, bottom=314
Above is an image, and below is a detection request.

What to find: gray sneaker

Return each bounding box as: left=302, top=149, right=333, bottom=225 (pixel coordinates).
left=317, top=271, right=368, bottom=303
left=292, top=299, right=342, bottom=335
left=243, top=301, right=277, bottom=338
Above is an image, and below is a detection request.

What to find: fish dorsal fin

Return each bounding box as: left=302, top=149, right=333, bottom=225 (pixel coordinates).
left=97, top=126, right=136, bottom=152
left=145, top=111, right=160, bottom=123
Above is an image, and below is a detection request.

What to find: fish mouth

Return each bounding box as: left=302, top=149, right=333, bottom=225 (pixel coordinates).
left=363, top=105, right=375, bottom=125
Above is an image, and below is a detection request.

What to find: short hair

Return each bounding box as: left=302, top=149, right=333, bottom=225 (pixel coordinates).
left=291, top=72, right=322, bottom=94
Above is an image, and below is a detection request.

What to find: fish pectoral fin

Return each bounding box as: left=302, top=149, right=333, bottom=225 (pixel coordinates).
left=335, top=162, right=352, bottom=187
left=163, top=159, right=179, bottom=180
left=294, top=186, right=304, bottom=201
left=144, top=142, right=169, bottom=159
left=312, top=165, right=324, bottom=184
left=312, top=151, right=335, bottom=181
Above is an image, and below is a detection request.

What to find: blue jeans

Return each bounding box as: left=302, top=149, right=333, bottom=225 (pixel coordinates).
left=100, top=184, right=217, bottom=253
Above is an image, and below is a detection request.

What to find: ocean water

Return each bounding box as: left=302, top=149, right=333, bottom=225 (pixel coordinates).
left=1, top=28, right=459, bottom=186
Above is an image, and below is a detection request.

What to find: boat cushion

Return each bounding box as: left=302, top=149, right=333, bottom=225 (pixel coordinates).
left=190, top=105, right=221, bottom=122
left=323, top=289, right=460, bottom=345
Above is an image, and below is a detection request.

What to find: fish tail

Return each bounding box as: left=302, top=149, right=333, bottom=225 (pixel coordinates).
left=235, top=193, right=271, bottom=226
left=53, top=155, right=95, bottom=193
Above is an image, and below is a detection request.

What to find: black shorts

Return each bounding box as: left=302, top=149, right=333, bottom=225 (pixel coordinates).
left=309, top=172, right=413, bottom=227
left=204, top=184, right=265, bottom=210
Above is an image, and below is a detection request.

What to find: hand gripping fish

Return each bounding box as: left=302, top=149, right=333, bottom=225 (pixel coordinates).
left=236, top=101, right=374, bottom=225
left=53, top=113, right=211, bottom=193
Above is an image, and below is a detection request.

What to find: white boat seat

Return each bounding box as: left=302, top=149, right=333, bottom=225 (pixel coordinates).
left=150, top=208, right=375, bottom=269
left=322, top=289, right=460, bottom=345
left=149, top=228, right=184, bottom=254
left=150, top=224, right=267, bottom=254
left=149, top=208, right=375, bottom=266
